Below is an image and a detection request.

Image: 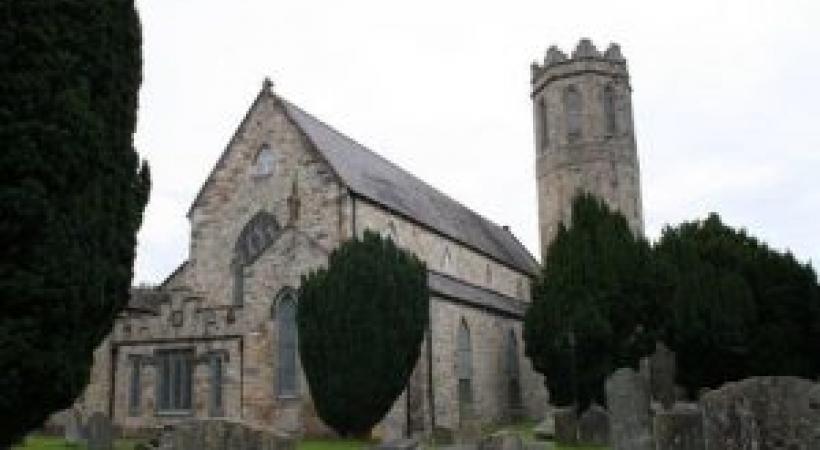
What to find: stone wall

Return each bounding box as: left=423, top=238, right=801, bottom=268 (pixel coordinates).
left=430, top=298, right=547, bottom=430
left=354, top=200, right=531, bottom=301
left=186, top=91, right=349, bottom=309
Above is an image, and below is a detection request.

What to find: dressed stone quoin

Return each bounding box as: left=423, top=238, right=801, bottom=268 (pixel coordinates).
left=66, top=38, right=643, bottom=438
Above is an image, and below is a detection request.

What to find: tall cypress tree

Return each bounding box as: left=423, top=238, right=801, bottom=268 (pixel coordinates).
left=0, top=1, right=149, bottom=445
left=297, top=231, right=428, bottom=437
left=524, top=193, right=655, bottom=410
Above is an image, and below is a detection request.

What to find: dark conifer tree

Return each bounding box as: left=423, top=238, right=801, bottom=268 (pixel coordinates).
left=0, top=1, right=149, bottom=445
left=655, top=214, right=820, bottom=396
left=297, top=231, right=428, bottom=437
left=524, top=193, right=655, bottom=410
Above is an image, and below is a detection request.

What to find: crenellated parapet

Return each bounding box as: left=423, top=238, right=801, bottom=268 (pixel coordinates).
left=531, top=39, right=629, bottom=96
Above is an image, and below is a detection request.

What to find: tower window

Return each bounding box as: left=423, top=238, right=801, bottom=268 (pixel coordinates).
left=253, top=144, right=275, bottom=176
left=537, top=98, right=549, bottom=150
left=564, top=85, right=583, bottom=143
left=603, top=84, right=618, bottom=135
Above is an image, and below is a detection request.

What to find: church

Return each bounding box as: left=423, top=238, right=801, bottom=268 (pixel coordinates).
left=72, top=38, right=643, bottom=438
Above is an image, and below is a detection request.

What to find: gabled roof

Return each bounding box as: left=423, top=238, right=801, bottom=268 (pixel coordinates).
left=281, top=100, right=539, bottom=275
left=186, top=84, right=538, bottom=276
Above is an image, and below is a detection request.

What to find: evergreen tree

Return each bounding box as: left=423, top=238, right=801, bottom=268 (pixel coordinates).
left=524, top=194, right=655, bottom=410
left=297, top=231, right=428, bottom=437
left=0, top=1, right=148, bottom=445
left=655, top=214, right=820, bottom=396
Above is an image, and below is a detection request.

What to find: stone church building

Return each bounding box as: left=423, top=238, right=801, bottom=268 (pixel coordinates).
left=71, top=38, right=642, bottom=438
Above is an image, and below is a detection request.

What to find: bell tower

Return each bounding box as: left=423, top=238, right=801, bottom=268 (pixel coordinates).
left=531, top=38, right=644, bottom=258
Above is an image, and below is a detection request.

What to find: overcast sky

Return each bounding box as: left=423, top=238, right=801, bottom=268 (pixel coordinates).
left=131, top=0, right=820, bottom=284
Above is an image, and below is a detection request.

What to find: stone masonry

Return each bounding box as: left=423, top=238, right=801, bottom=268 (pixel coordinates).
left=531, top=39, right=643, bottom=256
left=72, top=59, right=551, bottom=437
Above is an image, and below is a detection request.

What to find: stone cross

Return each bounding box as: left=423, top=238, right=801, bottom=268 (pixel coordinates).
left=606, top=367, right=652, bottom=450
left=86, top=412, right=113, bottom=450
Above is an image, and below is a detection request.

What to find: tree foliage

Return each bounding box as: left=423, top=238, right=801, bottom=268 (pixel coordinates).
left=525, top=195, right=820, bottom=407
left=655, top=214, right=820, bottom=396
left=297, top=231, right=429, bottom=437
left=0, top=1, right=149, bottom=445
left=524, top=194, right=655, bottom=410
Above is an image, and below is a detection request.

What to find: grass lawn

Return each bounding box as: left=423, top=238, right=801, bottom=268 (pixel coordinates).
left=13, top=434, right=607, bottom=450
left=11, top=436, right=140, bottom=450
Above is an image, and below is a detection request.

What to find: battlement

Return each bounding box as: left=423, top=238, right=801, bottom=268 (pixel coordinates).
left=531, top=38, right=626, bottom=84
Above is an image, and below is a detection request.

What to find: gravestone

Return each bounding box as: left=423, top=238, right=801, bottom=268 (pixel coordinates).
left=700, top=376, right=820, bottom=450
left=63, top=409, right=82, bottom=444
left=653, top=403, right=704, bottom=450
left=86, top=412, right=113, bottom=450
left=577, top=404, right=609, bottom=446
left=159, top=419, right=294, bottom=450
left=532, top=410, right=554, bottom=440
left=650, top=342, right=677, bottom=410
left=477, top=431, right=522, bottom=450
left=552, top=407, right=577, bottom=445
left=606, top=367, right=652, bottom=450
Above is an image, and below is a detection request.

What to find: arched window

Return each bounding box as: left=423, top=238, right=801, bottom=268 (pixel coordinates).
left=456, top=319, right=473, bottom=421
left=276, top=289, right=299, bottom=397
left=233, top=212, right=281, bottom=306
left=564, top=85, right=583, bottom=143
left=537, top=97, right=549, bottom=150
left=505, top=329, right=522, bottom=410
left=254, top=144, right=275, bottom=176
left=442, top=248, right=453, bottom=273
left=603, top=84, right=618, bottom=135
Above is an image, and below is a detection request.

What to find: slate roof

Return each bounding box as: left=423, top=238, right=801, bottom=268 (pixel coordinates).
left=281, top=100, right=539, bottom=275
left=428, top=271, right=527, bottom=318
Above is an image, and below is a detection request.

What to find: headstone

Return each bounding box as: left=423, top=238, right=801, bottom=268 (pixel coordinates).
left=606, top=367, right=652, bottom=450
left=552, top=407, right=577, bottom=445
left=577, top=404, right=610, bottom=446
left=653, top=403, right=704, bottom=450
left=524, top=442, right=555, bottom=450
left=700, top=376, right=820, bottom=450
left=477, top=431, right=522, bottom=450
left=650, top=342, right=677, bottom=410
left=432, top=427, right=455, bottom=446
left=86, top=412, right=113, bottom=450
left=532, top=413, right=554, bottom=441
left=64, top=409, right=82, bottom=444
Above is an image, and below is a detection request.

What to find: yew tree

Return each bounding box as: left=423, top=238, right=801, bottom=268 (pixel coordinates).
left=297, top=231, right=428, bottom=437
left=0, top=1, right=149, bottom=445
left=524, top=194, right=656, bottom=410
